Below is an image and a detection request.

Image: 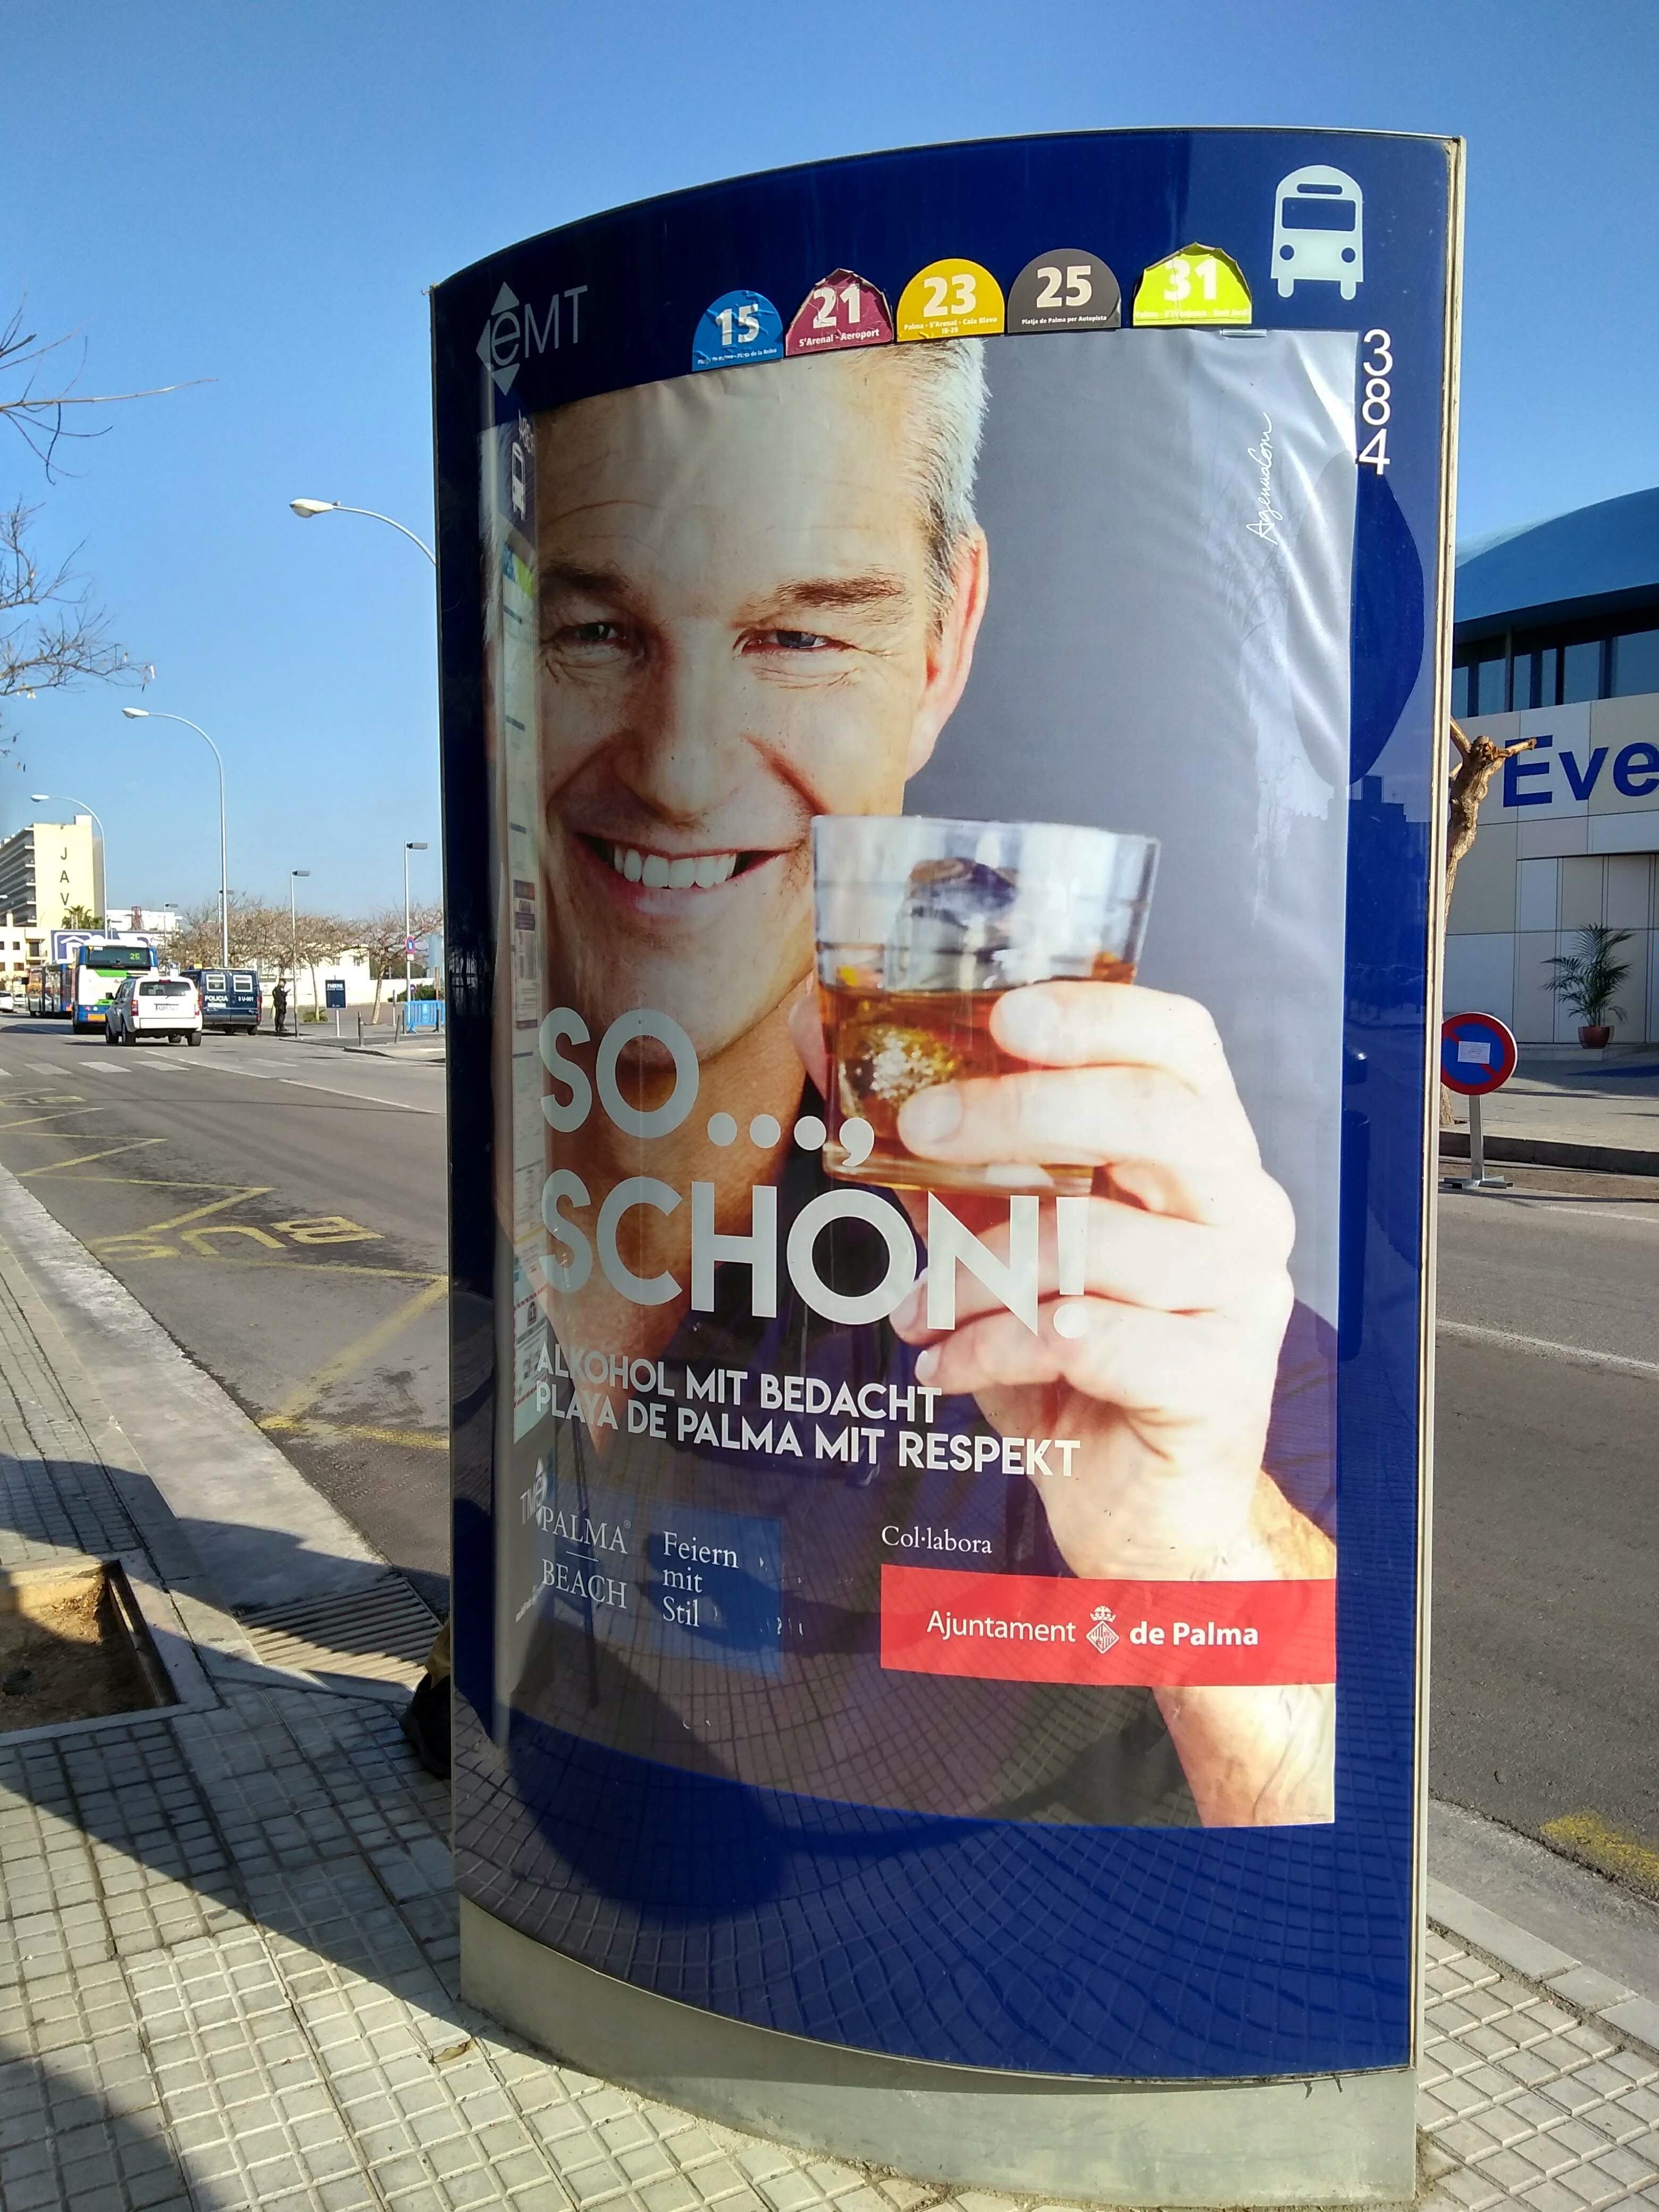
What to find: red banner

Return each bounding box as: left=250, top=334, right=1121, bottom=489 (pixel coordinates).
left=880, top=1566, right=1335, bottom=1687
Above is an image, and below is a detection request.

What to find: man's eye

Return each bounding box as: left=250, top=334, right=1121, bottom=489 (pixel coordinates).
left=546, top=620, right=630, bottom=656
left=747, top=629, right=833, bottom=652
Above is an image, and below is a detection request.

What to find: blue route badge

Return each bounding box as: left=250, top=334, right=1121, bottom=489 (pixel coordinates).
left=692, top=289, right=784, bottom=371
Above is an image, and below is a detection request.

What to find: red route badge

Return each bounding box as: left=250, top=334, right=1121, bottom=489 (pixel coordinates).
left=880, top=1565, right=1336, bottom=1687
left=785, top=269, right=895, bottom=356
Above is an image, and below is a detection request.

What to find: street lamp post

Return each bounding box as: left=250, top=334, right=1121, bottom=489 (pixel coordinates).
left=121, top=709, right=229, bottom=966
left=289, top=499, right=436, bottom=566
left=289, top=869, right=310, bottom=1035
left=30, top=794, right=108, bottom=921
left=404, top=842, right=428, bottom=1015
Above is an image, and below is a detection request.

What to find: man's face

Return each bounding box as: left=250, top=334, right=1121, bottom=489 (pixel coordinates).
left=534, top=355, right=985, bottom=1060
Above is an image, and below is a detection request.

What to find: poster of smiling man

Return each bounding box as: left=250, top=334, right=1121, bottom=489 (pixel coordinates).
left=433, top=129, right=1458, bottom=2110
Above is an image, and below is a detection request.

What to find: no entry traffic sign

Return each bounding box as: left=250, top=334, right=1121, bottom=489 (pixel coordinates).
left=1441, top=1011, right=1518, bottom=1097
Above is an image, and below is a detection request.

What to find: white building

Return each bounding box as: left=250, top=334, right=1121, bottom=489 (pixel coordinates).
left=1448, top=487, right=1659, bottom=1043
left=0, top=916, right=49, bottom=981
left=0, top=817, right=104, bottom=931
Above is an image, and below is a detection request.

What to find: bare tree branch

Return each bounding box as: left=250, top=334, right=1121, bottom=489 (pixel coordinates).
left=0, top=502, right=143, bottom=707
left=0, top=297, right=202, bottom=748
left=0, top=306, right=210, bottom=479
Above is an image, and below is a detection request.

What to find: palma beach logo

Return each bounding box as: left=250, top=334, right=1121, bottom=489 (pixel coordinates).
left=1087, top=1605, right=1119, bottom=1657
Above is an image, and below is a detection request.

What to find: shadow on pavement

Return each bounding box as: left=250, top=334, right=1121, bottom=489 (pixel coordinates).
left=0, top=1470, right=460, bottom=2204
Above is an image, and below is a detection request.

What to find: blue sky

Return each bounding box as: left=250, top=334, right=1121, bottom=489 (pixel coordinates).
left=3, top=0, right=1655, bottom=914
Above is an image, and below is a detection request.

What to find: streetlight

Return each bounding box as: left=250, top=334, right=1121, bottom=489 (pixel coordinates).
left=289, top=869, right=310, bottom=1036
left=288, top=498, right=436, bottom=567
left=122, top=709, right=229, bottom=966
left=403, top=842, right=429, bottom=1011
left=30, top=794, right=108, bottom=921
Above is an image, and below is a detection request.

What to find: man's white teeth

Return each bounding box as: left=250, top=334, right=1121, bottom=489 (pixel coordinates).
left=607, top=845, right=739, bottom=890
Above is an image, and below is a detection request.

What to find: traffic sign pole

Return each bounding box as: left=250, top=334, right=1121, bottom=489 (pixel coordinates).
left=1440, top=1011, right=1518, bottom=1193
left=1452, top=1091, right=1512, bottom=1193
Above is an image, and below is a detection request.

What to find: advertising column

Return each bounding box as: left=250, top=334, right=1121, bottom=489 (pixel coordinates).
left=433, top=128, right=1461, bottom=2205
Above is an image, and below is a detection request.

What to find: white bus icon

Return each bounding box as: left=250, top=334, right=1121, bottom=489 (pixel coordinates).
left=1272, top=165, right=1364, bottom=300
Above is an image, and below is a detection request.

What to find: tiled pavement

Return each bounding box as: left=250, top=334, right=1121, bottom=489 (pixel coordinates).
left=3, top=1228, right=1659, bottom=2208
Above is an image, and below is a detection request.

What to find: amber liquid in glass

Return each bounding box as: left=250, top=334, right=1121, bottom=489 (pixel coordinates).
left=820, top=956, right=1135, bottom=1193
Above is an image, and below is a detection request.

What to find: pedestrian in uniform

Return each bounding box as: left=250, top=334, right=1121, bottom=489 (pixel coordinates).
left=273, top=978, right=288, bottom=1037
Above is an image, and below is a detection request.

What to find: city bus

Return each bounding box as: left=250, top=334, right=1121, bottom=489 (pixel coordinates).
left=56, top=940, right=161, bottom=1031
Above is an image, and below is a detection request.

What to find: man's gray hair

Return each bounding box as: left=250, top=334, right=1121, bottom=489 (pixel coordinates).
left=886, top=339, right=988, bottom=625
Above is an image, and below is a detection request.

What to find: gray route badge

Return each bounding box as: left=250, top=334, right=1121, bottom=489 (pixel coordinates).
left=1008, top=250, right=1121, bottom=332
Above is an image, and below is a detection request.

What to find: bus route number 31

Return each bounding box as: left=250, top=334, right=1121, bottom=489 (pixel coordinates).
left=1359, top=329, right=1393, bottom=474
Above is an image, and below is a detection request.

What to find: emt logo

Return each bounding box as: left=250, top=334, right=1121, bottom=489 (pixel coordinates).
left=477, top=281, right=588, bottom=394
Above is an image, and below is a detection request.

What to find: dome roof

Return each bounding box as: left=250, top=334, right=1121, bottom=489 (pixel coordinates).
left=1455, top=484, right=1659, bottom=635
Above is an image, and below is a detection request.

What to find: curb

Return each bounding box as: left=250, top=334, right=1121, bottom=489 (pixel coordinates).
left=1438, top=1129, right=1659, bottom=1176
left=1429, top=1878, right=1659, bottom=2063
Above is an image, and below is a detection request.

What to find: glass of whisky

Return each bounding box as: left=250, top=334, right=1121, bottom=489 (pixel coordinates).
left=811, top=816, right=1158, bottom=1194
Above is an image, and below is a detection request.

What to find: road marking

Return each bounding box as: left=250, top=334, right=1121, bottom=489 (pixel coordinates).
left=26, top=1059, right=65, bottom=1074
left=267, top=1273, right=450, bottom=1427
left=278, top=1076, right=441, bottom=1116
left=182, top=1222, right=286, bottom=1255
left=1438, top=1318, right=1659, bottom=1381
left=0, top=1107, right=105, bottom=1130
left=1540, top=1812, right=1659, bottom=1901
left=261, top=1415, right=448, bottom=1453
left=162, top=1057, right=442, bottom=1115
left=20, top=1138, right=167, bottom=1177
left=92, top=1185, right=273, bottom=1245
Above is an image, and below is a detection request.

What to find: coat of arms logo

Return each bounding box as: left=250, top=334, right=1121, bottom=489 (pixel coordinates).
left=1086, top=1604, right=1119, bottom=1656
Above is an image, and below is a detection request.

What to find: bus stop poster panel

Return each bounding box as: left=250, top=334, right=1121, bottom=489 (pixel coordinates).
left=434, top=129, right=1457, bottom=2081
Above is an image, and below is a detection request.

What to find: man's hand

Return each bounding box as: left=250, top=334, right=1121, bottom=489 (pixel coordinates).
left=886, top=979, right=1309, bottom=1587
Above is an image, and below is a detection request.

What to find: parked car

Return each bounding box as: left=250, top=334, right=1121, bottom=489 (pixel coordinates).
left=106, top=974, right=203, bottom=1046
left=0, top=988, right=14, bottom=1013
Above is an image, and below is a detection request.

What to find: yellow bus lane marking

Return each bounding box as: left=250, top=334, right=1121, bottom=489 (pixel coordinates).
left=21, top=1139, right=167, bottom=1177
left=267, top=1273, right=450, bottom=1430
left=181, top=1223, right=286, bottom=1256
left=261, top=1416, right=448, bottom=1452
left=91, top=1185, right=273, bottom=1245
left=1540, top=1812, right=1659, bottom=1900
left=0, top=1106, right=107, bottom=1130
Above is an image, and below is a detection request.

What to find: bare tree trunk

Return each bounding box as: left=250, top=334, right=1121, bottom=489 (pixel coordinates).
left=1440, top=719, right=1538, bottom=1125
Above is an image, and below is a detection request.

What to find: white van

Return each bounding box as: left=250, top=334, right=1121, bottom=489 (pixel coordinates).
left=1272, top=165, right=1364, bottom=300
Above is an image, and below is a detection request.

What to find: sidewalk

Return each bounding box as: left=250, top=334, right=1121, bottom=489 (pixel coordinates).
left=1442, top=1052, right=1659, bottom=1175
left=3, top=1184, right=1659, bottom=2209
left=252, top=1024, right=445, bottom=1065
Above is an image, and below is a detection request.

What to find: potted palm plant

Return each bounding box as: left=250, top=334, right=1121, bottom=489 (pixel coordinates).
left=1545, top=923, right=1633, bottom=1049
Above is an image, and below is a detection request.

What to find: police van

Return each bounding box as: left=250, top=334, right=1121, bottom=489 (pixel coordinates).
left=181, top=968, right=263, bottom=1034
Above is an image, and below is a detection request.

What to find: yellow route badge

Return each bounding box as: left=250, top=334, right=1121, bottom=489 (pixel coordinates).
left=896, top=258, right=1005, bottom=341
left=1133, top=245, right=1252, bottom=325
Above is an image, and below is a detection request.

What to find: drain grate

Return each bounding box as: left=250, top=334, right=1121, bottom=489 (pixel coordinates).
left=239, top=1572, right=441, bottom=1686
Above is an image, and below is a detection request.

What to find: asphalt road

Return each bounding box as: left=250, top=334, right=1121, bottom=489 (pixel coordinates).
left=0, top=1017, right=450, bottom=1605
left=1434, top=1163, right=1659, bottom=1867
left=0, top=1015, right=1653, bottom=1888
